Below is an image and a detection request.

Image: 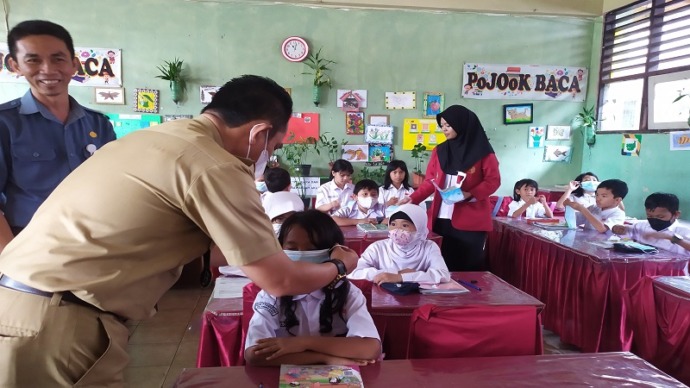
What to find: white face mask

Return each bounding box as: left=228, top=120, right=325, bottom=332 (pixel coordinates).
left=358, top=196, right=374, bottom=209
left=272, top=223, right=282, bottom=237
left=283, top=248, right=330, bottom=263
left=247, top=124, right=270, bottom=180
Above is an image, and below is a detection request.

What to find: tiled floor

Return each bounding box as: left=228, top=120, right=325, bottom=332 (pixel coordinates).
left=124, top=286, right=580, bottom=387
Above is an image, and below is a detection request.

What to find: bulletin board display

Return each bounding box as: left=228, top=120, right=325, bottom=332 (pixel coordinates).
left=402, top=118, right=446, bottom=150
left=285, top=113, right=320, bottom=143
left=106, top=113, right=162, bottom=138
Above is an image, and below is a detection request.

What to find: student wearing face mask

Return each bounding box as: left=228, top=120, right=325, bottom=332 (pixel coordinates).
left=349, top=204, right=451, bottom=285
left=262, top=191, right=304, bottom=236
left=612, top=193, right=690, bottom=257
left=332, top=179, right=385, bottom=226
left=0, top=74, right=359, bottom=387
left=245, top=210, right=381, bottom=366
left=555, top=172, right=600, bottom=210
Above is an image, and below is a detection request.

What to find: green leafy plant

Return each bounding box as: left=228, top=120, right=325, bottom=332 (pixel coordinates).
left=317, top=132, right=348, bottom=164
left=571, top=106, right=597, bottom=147
left=156, top=58, right=187, bottom=103
left=302, top=48, right=335, bottom=106
left=275, top=133, right=319, bottom=198
left=356, top=165, right=386, bottom=185
left=410, top=143, right=429, bottom=175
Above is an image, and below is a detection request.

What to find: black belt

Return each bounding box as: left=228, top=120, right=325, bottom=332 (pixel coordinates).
left=0, top=274, right=99, bottom=311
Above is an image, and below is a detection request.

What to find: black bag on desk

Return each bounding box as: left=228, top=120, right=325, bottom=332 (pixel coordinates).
left=613, top=241, right=658, bottom=254
left=380, top=282, right=420, bottom=295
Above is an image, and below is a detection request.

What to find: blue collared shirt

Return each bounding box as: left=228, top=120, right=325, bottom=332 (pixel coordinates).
left=0, top=91, right=116, bottom=228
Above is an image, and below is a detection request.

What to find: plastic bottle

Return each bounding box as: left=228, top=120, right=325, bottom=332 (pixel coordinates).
left=564, top=206, right=577, bottom=229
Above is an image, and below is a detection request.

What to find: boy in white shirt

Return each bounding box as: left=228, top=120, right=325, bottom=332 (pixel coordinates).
left=315, top=159, right=355, bottom=215
left=565, top=179, right=627, bottom=233
left=332, top=179, right=385, bottom=226
left=612, top=192, right=690, bottom=256
left=260, top=167, right=291, bottom=204
left=349, top=204, right=451, bottom=285
left=508, top=178, right=553, bottom=218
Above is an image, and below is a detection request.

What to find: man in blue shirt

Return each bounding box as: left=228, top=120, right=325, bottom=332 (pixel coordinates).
left=0, top=20, right=116, bottom=249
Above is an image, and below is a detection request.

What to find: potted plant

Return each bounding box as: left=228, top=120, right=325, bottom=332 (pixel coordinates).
left=156, top=57, right=187, bottom=104
left=276, top=133, right=319, bottom=202
left=410, top=143, right=429, bottom=188
left=571, top=106, right=597, bottom=147
left=302, top=48, right=335, bottom=106
left=317, top=132, right=348, bottom=167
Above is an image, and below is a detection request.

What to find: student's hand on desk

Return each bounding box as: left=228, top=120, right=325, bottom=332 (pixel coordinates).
left=611, top=225, right=627, bottom=235
left=325, top=355, right=376, bottom=366
left=254, top=337, right=306, bottom=359
left=364, top=218, right=378, bottom=225
left=329, top=245, right=358, bottom=273
left=397, top=197, right=412, bottom=205
left=373, top=272, right=403, bottom=285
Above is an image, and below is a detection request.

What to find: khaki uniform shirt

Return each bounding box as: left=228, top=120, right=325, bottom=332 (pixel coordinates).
left=0, top=117, right=281, bottom=320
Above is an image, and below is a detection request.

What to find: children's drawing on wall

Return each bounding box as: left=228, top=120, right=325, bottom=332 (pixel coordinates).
left=200, top=86, right=220, bottom=104
left=133, top=88, right=159, bottom=113
left=341, top=144, right=369, bottom=162
left=365, top=125, right=393, bottom=144
left=621, top=134, right=642, bottom=156
left=345, top=112, right=365, bottom=135
left=528, top=126, right=545, bottom=148
left=543, top=145, right=572, bottom=163
left=545, top=125, right=571, bottom=140
left=423, top=92, right=444, bottom=118
left=670, top=130, right=690, bottom=151
left=368, top=144, right=392, bottom=164
left=337, top=89, right=367, bottom=111
left=385, top=91, right=416, bottom=109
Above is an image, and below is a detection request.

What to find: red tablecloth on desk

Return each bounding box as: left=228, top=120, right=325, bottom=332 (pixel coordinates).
left=626, top=276, right=690, bottom=385
left=176, top=352, right=685, bottom=388
left=197, top=296, right=244, bottom=367
left=486, top=218, right=689, bottom=353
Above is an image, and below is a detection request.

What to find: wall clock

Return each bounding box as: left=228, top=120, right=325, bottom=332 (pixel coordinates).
left=281, top=36, right=309, bottom=62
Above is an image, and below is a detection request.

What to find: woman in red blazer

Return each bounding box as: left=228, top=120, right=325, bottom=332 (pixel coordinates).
left=402, top=105, right=500, bottom=271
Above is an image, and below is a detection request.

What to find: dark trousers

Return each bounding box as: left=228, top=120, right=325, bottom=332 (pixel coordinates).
left=433, top=219, right=487, bottom=272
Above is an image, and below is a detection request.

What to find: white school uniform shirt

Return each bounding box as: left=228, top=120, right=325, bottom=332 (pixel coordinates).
left=349, top=239, right=451, bottom=284
left=578, top=205, right=626, bottom=231
left=245, top=286, right=380, bottom=350
left=507, top=199, right=547, bottom=218
left=316, top=181, right=355, bottom=215
left=629, top=220, right=690, bottom=257
left=438, top=173, right=458, bottom=219
left=378, top=185, right=415, bottom=217
left=332, top=201, right=385, bottom=220
left=567, top=193, right=596, bottom=208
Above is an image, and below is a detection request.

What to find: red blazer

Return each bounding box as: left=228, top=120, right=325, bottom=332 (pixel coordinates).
left=410, top=151, right=500, bottom=232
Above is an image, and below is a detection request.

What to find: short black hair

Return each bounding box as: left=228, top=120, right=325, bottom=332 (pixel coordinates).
left=278, top=210, right=344, bottom=249
left=354, top=179, right=379, bottom=194
left=382, top=160, right=411, bottom=190
left=330, top=159, right=354, bottom=177
left=571, top=171, right=599, bottom=198
left=8, top=20, right=74, bottom=61
left=645, top=192, right=679, bottom=213
left=201, top=75, right=292, bottom=138
left=597, top=179, right=628, bottom=199
left=513, top=178, right=539, bottom=201
left=264, top=167, right=291, bottom=193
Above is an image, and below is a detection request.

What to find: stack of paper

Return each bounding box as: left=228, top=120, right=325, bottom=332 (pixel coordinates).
left=418, top=279, right=470, bottom=294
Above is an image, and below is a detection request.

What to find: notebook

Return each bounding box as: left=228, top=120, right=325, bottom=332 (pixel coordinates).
left=418, top=279, right=470, bottom=294
left=279, top=364, right=363, bottom=388
left=357, top=223, right=389, bottom=235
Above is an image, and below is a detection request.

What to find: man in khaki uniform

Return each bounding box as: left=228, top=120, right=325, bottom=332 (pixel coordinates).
left=0, top=73, right=358, bottom=386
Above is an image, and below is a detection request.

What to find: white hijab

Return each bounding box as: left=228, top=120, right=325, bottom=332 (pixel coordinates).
left=386, top=204, right=429, bottom=262
left=262, top=191, right=304, bottom=220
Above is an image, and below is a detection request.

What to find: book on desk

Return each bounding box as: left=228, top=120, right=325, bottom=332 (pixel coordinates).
left=279, top=364, right=363, bottom=387
left=357, top=223, right=389, bottom=235
left=418, top=279, right=470, bottom=294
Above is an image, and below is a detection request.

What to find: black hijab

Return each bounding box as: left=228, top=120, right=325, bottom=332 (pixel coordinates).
left=436, top=105, right=494, bottom=175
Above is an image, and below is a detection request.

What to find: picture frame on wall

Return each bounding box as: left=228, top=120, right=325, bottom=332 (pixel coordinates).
left=369, top=114, right=390, bottom=125
left=385, top=91, right=416, bottom=110
left=200, top=85, right=221, bottom=104
left=423, top=92, right=444, bottom=118
left=545, top=125, right=572, bottom=140
left=503, top=103, right=533, bottom=125
left=94, top=87, right=125, bottom=105
left=345, top=111, right=365, bottom=135
left=133, top=88, right=159, bottom=113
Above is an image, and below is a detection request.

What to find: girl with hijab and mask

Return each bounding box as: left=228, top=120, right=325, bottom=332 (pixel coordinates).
left=349, top=204, right=451, bottom=285
left=399, top=105, right=500, bottom=271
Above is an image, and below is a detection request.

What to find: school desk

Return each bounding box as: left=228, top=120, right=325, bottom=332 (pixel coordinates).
left=486, top=217, right=690, bottom=353
left=340, top=225, right=443, bottom=255
left=176, top=352, right=685, bottom=387
left=626, top=276, right=690, bottom=386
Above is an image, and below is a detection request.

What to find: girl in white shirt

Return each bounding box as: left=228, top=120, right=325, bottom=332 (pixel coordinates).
left=245, top=210, right=381, bottom=366
left=555, top=172, right=599, bottom=210
left=316, top=159, right=355, bottom=215
left=378, top=160, right=415, bottom=217
left=349, top=204, right=451, bottom=285
left=508, top=178, right=553, bottom=218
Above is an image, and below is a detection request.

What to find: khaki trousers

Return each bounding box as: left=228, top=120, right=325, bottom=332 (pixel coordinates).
left=0, top=287, right=129, bottom=387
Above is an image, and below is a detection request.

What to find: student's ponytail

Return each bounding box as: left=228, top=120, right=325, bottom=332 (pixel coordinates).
left=280, top=296, right=300, bottom=336
left=319, top=280, right=350, bottom=334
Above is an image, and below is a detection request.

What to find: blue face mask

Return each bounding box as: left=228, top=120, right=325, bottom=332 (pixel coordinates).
left=430, top=179, right=465, bottom=205
left=580, top=181, right=599, bottom=192
left=283, top=248, right=330, bottom=263
left=255, top=181, right=268, bottom=193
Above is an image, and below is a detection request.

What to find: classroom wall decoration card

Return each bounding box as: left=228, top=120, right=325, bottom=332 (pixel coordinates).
left=133, top=89, right=159, bottom=113
left=341, top=144, right=369, bottom=162
left=546, top=125, right=572, bottom=140
left=621, top=134, right=642, bottom=156
left=94, top=87, right=125, bottom=105
left=423, top=92, right=444, bottom=118
left=337, top=89, right=367, bottom=111
left=402, top=118, right=445, bottom=150
left=543, top=145, right=572, bottom=163
left=345, top=112, right=365, bottom=135
left=385, top=91, right=416, bottom=109
left=106, top=113, right=162, bottom=139
left=527, top=126, right=545, bottom=148
left=670, top=130, right=690, bottom=151
left=368, top=144, right=393, bottom=164
left=286, top=113, right=320, bottom=143
left=200, top=86, right=221, bottom=104
left=365, top=125, right=394, bottom=144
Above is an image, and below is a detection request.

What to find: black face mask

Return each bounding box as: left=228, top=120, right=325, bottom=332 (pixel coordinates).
left=647, top=217, right=674, bottom=231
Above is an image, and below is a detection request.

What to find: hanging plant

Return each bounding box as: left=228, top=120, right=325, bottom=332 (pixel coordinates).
left=302, top=48, right=335, bottom=106
left=571, top=106, right=598, bottom=147
left=156, top=58, right=188, bottom=104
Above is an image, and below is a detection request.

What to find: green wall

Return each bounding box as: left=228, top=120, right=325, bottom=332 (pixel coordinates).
left=1, top=0, right=596, bottom=198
